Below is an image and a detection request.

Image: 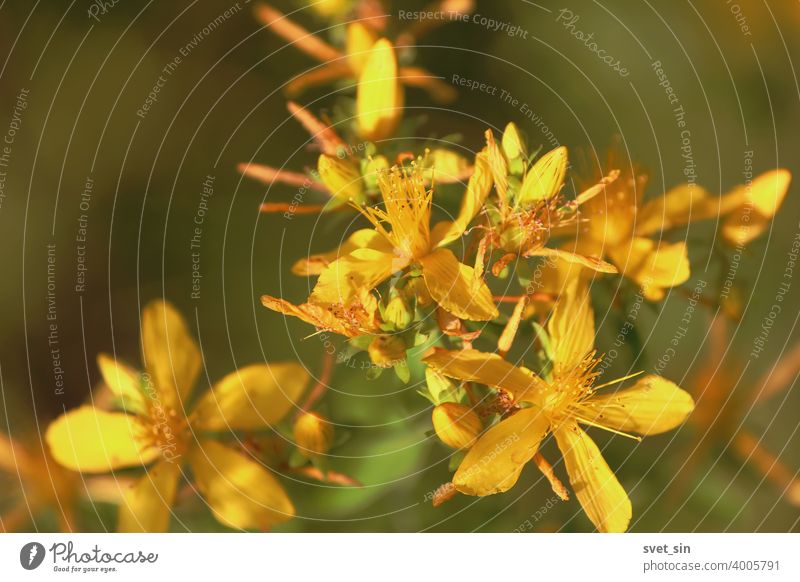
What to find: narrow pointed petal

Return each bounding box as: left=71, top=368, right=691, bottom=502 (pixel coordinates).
left=547, top=279, right=595, bottom=375
left=453, top=408, right=549, bottom=496
left=432, top=152, right=493, bottom=247
left=423, top=348, right=544, bottom=400
left=554, top=423, right=631, bottom=533
left=583, top=375, right=694, bottom=436
left=118, top=461, right=181, bottom=532
left=356, top=39, right=402, bottom=141
left=190, top=441, right=294, bottom=530
left=141, top=300, right=201, bottom=410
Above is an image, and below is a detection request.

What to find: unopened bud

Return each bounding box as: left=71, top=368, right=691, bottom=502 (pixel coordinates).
left=318, top=154, right=365, bottom=205
left=501, top=122, right=526, bottom=160
left=383, top=297, right=412, bottom=329
left=367, top=335, right=406, bottom=368
left=293, top=412, right=334, bottom=458
left=432, top=403, right=481, bottom=449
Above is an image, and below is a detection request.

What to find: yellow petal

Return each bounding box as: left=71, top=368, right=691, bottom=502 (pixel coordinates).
left=453, top=408, right=549, bottom=496
left=554, top=422, right=631, bottom=532
left=528, top=247, right=617, bottom=273
left=356, top=39, right=403, bottom=141
left=292, top=229, right=392, bottom=276
left=310, top=248, right=403, bottom=306
left=141, top=300, right=201, bottom=411
left=517, top=146, right=567, bottom=206
left=192, top=363, right=309, bottom=431
left=635, top=184, right=711, bottom=236
left=547, top=279, right=595, bottom=375
left=608, top=238, right=690, bottom=301
left=721, top=169, right=791, bottom=246
left=118, top=461, right=181, bottom=532
left=423, top=348, right=544, bottom=401
left=432, top=152, right=493, bottom=247
left=345, top=22, right=377, bottom=75
left=46, top=406, right=158, bottom=473
left=189, top=441, right=294, bottom=530
left=420, top=248, right=498, bottom=321
left=584, top=375, right=695, bottom=436
left=97, top=353, right=146, bottom=413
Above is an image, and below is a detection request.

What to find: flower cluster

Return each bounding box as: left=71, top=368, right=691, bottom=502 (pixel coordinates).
left=21, top=1, right=793, bottom=534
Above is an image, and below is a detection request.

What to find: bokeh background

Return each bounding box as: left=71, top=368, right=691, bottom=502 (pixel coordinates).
left=0, top=0, right=798, bottom=532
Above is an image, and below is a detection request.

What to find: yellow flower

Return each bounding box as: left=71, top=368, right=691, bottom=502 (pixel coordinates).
left=45, top=300, right=308, bottom=532
left=293, top=412, right=334, bottom=458
left=306, top=155, right=499, bottom=321
left=483, top=124, right=621, bottom=276
left=558, top=145, right=790, bottom=300
left=254, top=4, right=456, bottom=103
left=423, top=283, right=694, bottom=532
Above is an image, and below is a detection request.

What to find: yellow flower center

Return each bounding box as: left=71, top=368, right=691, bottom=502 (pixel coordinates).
left=542, top=353, right=601, bottom=423
left=141, top=404, right=189, bottom=462
left=356, top=160, right=432, bottom=260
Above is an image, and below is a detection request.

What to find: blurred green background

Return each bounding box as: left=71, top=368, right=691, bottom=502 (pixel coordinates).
left=0, top=0, right=798, bottom=532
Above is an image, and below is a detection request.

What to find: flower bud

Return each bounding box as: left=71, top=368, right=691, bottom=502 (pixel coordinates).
left=318, top=154, right=364, bottom=205
left=383, top=297, right=412, bottom=329
left=293, top=412, right=334, bottom=458
left=432, top=403, right=481, bottom=449
left=501, top=122, right=526, bottom=160
left=367, top=335, right=406, bottom=368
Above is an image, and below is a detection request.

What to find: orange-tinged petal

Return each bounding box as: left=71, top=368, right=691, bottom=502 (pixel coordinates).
left=46, top=406, right=158, bottom=473
left=517, top=146, right=567, bottom=206
left=97, top=353, right=146, bottom=414
left=423, top=348, right=544, bottom=400
left=453, top=408, right=549, bottom=496
left=420, top=248, right=498, bottom=321
left=254, top=4, right=342, bottom=63
left=117, top=461, right=181, bottom=532
left=141, top=300, right=201, bottom=411
left=189, top=441, right=294, bottom=530
left=608, top=238, right=690, bottom=301
left=547, top=280, right=595, bottom=375
left=583, top=375, right=694, bottom=436
left=310, top=248, right=403, bottom=306
left=291, top=229, right=392, bottom=276
left=261, top=294, right=378, bottom=338
left=554, top=422, right=631, bottom=533
left=192, top=363, right=308, bottom=431
left=356, top=39, right=402, bottom=141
